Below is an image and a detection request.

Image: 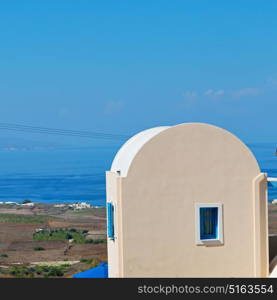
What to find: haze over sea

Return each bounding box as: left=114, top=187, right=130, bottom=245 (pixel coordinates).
left=0, top=143, right=276, bottom=206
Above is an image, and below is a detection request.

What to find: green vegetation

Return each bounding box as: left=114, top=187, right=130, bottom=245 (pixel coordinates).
left=22, top=199, right=32, bottom=204
left=33, top=247, right=45, bottom=251
left=33, top=228, right=90, bottom=244
left=0, top=214, right=47, bottom=224
left=80, top=258, right=100, bottom=269
left=33, top=228, right=106, bottom=244
left=85, top=239, right=106, bottom=244
left=0, top=254, right=8, bottom=258
left=0, top=264, right=70, bottom=278
left=80, top=258, right=97, bottom=265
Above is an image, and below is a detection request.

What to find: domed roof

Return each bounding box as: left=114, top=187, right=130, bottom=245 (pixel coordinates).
left=111, top=126, right=170, bottom=177
left=111, top=123, right=260, bottom=178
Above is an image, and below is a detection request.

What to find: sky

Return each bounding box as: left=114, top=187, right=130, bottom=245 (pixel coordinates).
left=0, top=1, right=277, bottom=146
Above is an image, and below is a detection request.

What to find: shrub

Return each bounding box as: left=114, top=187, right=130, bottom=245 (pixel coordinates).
left=33, top=228, right=88, bottom=243
left=7, top=264, right=70, bottom=278
left=0, top=254, right=8, bottom=258
left=22, top=199, right=32, bottom=204
left=80, top=258, right=99, bottom=267
left=80, top=258, right=91, bottom=264
left=33, top=247, right=45, bottom=251
left=65, top=233, right=73, bottom=240
left=85, top=239, right=106, bottom=244
left=48, top=268, right=64, bottom=277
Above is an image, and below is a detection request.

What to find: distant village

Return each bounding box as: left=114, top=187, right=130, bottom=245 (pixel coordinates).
left=0, top=201, right=100, bottom=210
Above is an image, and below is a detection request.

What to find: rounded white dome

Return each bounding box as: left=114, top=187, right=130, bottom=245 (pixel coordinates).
left=111, top=126, right=170, bottom=177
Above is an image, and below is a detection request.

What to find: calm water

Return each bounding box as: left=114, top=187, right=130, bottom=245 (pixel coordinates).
left=0, top=146, right=119, bottom=206
left=0, top=143, right=276, bottom=206
left=248, top=143, right=277, bottom=202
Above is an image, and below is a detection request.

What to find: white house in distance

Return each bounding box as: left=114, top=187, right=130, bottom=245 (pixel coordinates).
left=106, top=123, right=270, bottom=277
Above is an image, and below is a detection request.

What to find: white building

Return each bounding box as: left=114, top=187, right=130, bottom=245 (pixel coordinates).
left=106, top=123, right=270, bottom=277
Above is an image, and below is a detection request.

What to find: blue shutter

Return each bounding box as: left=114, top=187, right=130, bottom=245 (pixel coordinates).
left=200, top=207, right=218, bottom=240
left=107, top=202, right=114, bottom=239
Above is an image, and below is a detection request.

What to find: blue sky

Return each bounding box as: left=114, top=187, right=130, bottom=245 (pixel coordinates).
left=0, top=1, right=277, bottom=145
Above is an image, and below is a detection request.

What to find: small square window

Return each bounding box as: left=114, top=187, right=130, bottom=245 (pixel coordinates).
left=195, top=204, right=223, bottom=245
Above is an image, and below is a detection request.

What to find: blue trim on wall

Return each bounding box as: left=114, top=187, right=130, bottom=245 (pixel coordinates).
left=107, top=202, right=114, bottom=239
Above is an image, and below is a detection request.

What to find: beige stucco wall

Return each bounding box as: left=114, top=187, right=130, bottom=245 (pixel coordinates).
left=107, top=123, right=268, bottom=277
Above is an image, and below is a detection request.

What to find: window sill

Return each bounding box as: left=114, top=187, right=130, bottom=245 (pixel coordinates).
left=196, top=239, right=224, bottom=246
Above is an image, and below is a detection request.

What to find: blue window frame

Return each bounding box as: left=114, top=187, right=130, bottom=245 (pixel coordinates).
left=107, top=202, right=114, bottom=240
left=200, top=207, right=218, bottom=240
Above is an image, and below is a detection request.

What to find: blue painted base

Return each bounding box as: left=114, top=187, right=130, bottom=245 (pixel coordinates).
left=73, top=262, right=108, bottom=278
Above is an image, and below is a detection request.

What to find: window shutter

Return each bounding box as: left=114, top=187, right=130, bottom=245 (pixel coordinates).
left=107, top=202, right=114, bottom=239
left=200, top=207, right=218, bottom=240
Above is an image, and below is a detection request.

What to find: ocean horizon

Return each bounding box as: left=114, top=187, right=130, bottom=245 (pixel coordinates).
left=0, top=142, right=276, bottom=206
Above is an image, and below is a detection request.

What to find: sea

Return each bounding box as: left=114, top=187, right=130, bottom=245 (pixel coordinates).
left=0, top=143, right=276, bottom=206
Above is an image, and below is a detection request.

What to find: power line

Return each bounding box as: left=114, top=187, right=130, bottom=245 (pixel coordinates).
left=0, top=122, right=130, bottom=141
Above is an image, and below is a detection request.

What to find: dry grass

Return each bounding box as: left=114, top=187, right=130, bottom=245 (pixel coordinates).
left=0, top=205, right=107, bottom=278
